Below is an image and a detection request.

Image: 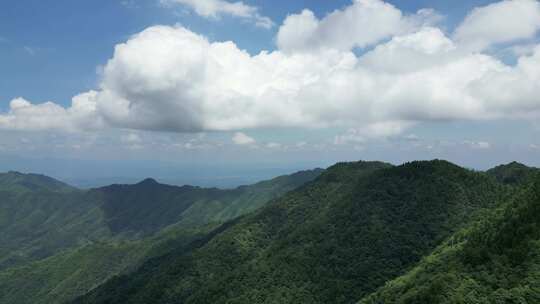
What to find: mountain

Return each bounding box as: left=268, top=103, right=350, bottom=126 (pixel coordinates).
left=94, top=169, right=324, bottom=236
left=0, top=169, right=322, bottom=304
left=486, top=161, right=539, bottom=185
left=359, top=172, right=540, bottom=304
left=0, top=171, right=75, bottom=193
left=0, top=172, right=108, bottom=270
left=73, top=160, right=508, bottom=304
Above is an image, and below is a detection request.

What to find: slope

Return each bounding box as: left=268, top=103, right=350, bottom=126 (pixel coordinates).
left=74, top=160, right=507, bottom=304
left=486, top=161, right=539, bottom=186
left=0, top=169, right=322, bottom=304
left=94, top=168, right=323, bottom=236
left=359, top=172, right=540, bottom=304
left=0, top=172, right=108, bottom=270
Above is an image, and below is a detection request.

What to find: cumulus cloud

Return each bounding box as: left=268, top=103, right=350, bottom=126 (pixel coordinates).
left=232, top=132, right=256, bottom=145
left=160, top=0, right=273, bottom=29
left=454, top=0, right=540, bottom=51
left=276, top=0, right=442, bottom=53
left=1, top=0, right=540, bottom=138
left=0, top=91, right=101, bottom=132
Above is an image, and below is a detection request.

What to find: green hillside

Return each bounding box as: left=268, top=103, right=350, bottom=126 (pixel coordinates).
left=94, top=169, right=323, bottom=235
left=0, top=225, right=218, bottom=304
left=0, top=169, right=321, bottom=304
left=359, top=172, right=540, bottom=304
left=73, top=160, right=508, bottom=304
left=0, top=171, right=76, bottom=193
left=0, top=174, right=109, bottom=270
left=486, top=161, right=539, bottom=186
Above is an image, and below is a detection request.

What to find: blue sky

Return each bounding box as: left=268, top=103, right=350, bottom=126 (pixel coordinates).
left=0, top=0, right=539, bottom=187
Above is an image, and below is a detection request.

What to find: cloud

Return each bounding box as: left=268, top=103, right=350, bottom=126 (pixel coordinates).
left=232, top=132, right=255, bottom=145
left=24, top=46, right=37, bottom=56
left=160, top=0, right=273, bottom=29
left=266, top=142, right=282, bottom=149
left=121, top=133, right=142, bottom=143
left=276, top=0, right=442, bottom=53
left=334, top=121, right=413, bottom=145
left=0, top=91, right=102, bottom=132
left=454, top=0, right=540, bottom=51
left=121, top=0, right=140, bottom=9
left=1, top=0, right=540, bottom=138
left=463, top=140, right=491, bottom=149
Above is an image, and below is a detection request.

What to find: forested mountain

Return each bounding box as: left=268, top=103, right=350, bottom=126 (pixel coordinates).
left=486, top=161, right=539, bottom=185
left=359, top=172, right=540, bottom=303
left=94, top=169, right=323, bottom=236
left=74, top=160, right=511, bottom=304
left=3, top=161, right=539, bottom=304
left=0, top=169, right=321, bottom=304
left=0, top=172, right=108, bottom=271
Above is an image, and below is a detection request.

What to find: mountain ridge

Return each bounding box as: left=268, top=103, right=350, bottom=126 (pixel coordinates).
left=73, top=160, right=510, bottom=304
left=0, top=167, right=324, bottom=304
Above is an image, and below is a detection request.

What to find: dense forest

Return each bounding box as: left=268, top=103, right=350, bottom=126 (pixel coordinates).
left=360, top=169, right=540, bottom=303
left=1, top=160, right=539, bottom=304
left=0, top=169, right=322, bottom=304
left=73, top=160, right=537, bottom=304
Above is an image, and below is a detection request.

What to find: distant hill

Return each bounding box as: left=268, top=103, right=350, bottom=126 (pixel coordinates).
left=0, top=169, right=322, bottom=304
left=93, top=168, right=324, bottom=236
left=74, top=160, right=509, bottom=304
left=0, top=171, right=75, bottom=193
left=486, top=161, right=539, bottom=185
left=0, top=172, right=107, bottom=270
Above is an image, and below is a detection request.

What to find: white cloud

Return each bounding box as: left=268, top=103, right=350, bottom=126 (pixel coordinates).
left=0, top=91, right=102, bottom=132
left=454, top=0, right=540, bottom=51
left=121, top=133, right=142, bottom=143
left=24, top=46, right=36, bottom=56
left=1, top=1, right=540, bottom=139
left=464, top=140, right=491, bottom=149
left=404, top=134, right=420, bottom=141
left=232, top=132, right=255, bottom=145
left=121, top=0, right=140, bottom=9
left=334, top=121, right=413, bottom=144
left=160, top=0, right=273, bottom=29
left=266, top=142, right=282, bottom=149
left=276, top=0, right=441, bottom=53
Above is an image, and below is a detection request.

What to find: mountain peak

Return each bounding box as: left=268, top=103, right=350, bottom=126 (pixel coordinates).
left=487, top=161, right=538, bottom=185
left=137, top=178, right=159, bottom=185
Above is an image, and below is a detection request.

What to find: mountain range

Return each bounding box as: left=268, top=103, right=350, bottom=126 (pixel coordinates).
left=0, top=168, right=322, bottom=304
left=0, top=160, right=538, bottom=303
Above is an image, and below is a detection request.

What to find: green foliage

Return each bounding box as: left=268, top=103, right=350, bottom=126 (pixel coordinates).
left=0, top=171, right=76, bottom=193
left=486, top=161, right=539, bottom=186
left=0, top=188, right=109, bottom=270
left=359, top=174, right=540, bottom=304
left=0, top=224, right=218, bottom=304
left=95, top=169, right=324, bottom=235
left=0, top=169, right=320, bottom=304
left=74, top=160, right=507, bottom=304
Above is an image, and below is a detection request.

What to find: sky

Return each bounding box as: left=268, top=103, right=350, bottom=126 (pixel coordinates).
left=0, top=0, right=539, bottom=187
